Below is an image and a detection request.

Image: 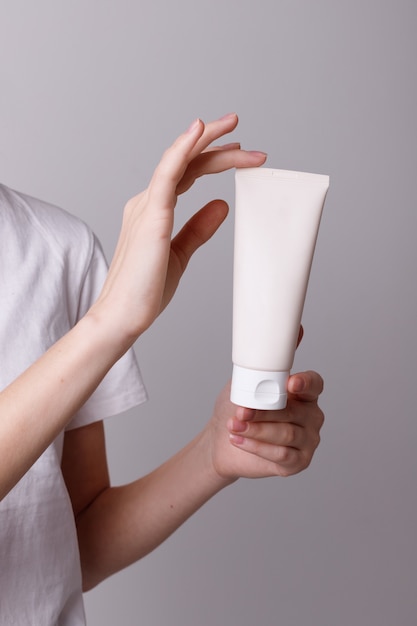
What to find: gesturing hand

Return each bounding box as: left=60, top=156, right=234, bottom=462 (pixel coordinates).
left=92, top=114, right=266, bottom=345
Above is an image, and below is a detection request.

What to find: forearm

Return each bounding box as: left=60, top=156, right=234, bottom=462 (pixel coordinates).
left=74, top=371, right=324, bottom=591
left=0, top=313, right=130, bottom=499
left=76, top=430, right=233, bottom=591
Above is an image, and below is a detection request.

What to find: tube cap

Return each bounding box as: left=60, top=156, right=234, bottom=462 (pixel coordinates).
left=231, top=365, right=289, bottom=410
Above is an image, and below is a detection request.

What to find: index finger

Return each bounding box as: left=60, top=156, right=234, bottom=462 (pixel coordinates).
left=189, top=113, right=239, bottom=158
left=148, top=118, right=206, bottom=206
left=148, top=114, right=240, bottom=208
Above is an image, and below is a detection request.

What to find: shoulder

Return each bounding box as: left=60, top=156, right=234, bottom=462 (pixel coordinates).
left=0, top=183, right=94, bottom=255
left=0, top=183, right=105, bottom=291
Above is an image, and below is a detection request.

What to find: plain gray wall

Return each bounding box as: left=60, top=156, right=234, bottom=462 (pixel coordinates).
left=1, top=1, right=416, bottom=625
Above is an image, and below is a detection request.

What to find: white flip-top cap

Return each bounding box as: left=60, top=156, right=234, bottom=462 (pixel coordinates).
left=231, top=365, right=289, bottom=410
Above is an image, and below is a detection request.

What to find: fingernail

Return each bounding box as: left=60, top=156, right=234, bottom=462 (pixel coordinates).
left=219, top=112, right=238, bottom=121
left=248, top=151, right=268, bottom=158
left=291, top=378, right=305, bottom=393
left=230, top=418, right=247, bottom=433
left=219, top=142, right=241, bottom=150
left=186, top=118, right=202, bottom=133
left=229, top=433, right=245, bottom=445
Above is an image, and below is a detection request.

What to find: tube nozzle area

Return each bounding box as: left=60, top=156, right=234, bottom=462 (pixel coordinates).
left=231, top=365, right=289, bottom=410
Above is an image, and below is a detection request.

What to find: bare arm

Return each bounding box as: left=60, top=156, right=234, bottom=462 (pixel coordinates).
left=62, top=371, right=324, bottom=591
left=62, top=421, right=228, bottom=591
left=0, top=114, right=266, bottom=499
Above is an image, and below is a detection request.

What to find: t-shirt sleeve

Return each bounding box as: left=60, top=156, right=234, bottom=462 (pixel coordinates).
left=65, top=233, right=147, bottom=431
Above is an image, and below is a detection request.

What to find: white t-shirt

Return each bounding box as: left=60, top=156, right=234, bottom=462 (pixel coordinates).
left=0, top=184, right=147, bottom=625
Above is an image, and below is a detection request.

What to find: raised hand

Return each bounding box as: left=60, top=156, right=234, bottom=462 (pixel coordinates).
left=91, top=114, right=266, bottom=345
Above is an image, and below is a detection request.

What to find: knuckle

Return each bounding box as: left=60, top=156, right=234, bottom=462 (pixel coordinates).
left=313, top=430, right=321, bottom=450
left=275, top=466, right=292, bottom=478
left=275, top=445, right=292, bottom=465
left=282, top=424, right=297, bottom=446
left=314, top=406, right=325, bottom=429
left=312, top=371, right=324, bottom=395
left=290, top=452, right=311, bottom=475
left=274, top=447, right=312, bottom=477
left=302, top=450, right=314, bottom=470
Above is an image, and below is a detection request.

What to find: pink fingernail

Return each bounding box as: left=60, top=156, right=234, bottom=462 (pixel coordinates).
left=220, top=142, right=241, bottom=150
left=291, top=378, right=305, bottom=393
left=229, top=433, right=245, bottom=445
left=231, top=418, right=247, bottom=433
left=248, top=151, right=268, bottom=158
left=186, top=118, right=202, bottom=133
left=219, top=112, right=237, bottom=121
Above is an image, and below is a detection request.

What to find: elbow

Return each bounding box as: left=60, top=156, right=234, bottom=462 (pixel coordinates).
left=81, top=566, right=103, bottom=593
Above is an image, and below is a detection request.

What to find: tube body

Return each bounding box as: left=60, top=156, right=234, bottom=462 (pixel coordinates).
left=231, top=168, right=329, bottom=410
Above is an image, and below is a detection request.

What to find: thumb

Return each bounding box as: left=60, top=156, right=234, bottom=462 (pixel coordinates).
left=171, top=200, right=229, bottom=273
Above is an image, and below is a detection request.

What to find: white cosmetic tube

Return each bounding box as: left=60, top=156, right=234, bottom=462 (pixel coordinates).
left=231, top=167, right=329, bottom=410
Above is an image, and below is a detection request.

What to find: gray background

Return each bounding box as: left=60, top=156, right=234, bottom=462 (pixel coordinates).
left=1, top=1, right=416, bottom=625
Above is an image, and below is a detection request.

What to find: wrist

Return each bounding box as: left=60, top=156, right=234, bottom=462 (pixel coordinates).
left=197, top=427, right=239, bottom=491
left=82, top=301, right=139, bottom=361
